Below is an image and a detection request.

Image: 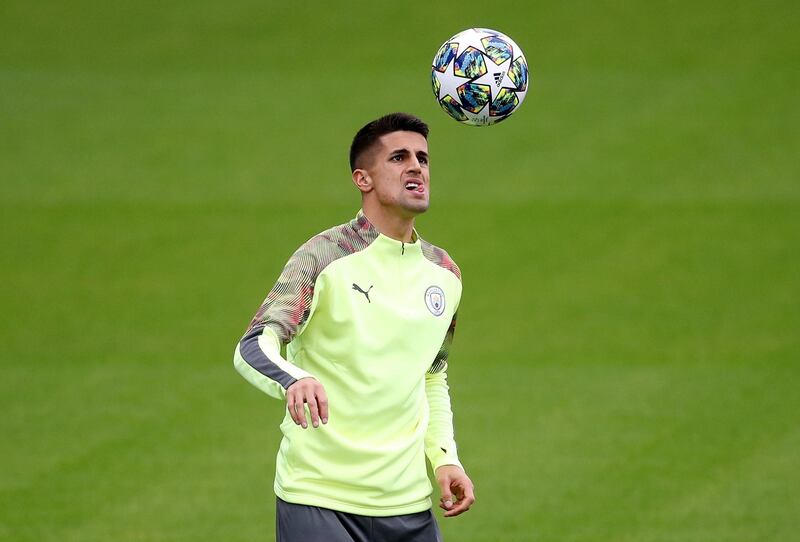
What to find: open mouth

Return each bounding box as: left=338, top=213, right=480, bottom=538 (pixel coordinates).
left=405, top=181, right=424, bottom=192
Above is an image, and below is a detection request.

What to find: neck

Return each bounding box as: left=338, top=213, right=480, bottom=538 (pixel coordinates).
left=362, top=205, right=416, bottom=242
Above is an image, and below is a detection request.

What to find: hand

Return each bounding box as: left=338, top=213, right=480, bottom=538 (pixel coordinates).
left=435, top=465, right=475, bottom=517
left=286, top=377, right=328, bottom=429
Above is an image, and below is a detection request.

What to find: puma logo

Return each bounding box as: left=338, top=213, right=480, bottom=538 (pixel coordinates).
left=352, top=283, right=373, bottom=303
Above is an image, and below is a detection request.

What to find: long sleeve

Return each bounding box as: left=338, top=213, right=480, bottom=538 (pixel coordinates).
left=424, top=311, right=463, bottom=470
left=233, top=244, right=320, bottom=399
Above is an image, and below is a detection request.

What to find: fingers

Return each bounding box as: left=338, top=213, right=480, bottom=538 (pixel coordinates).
left=438, top=478, right=454, bottom=512
left=286, top=378, right=329, bottom=429
left=317, top=390, right=329, bottom=425
left=442, top=478, right=475, bottom=517
left=287, top=388, right=306, bottom=428
left=306, top=388, right=321, bottom=428
left=442, top=487, right=474, bottom=517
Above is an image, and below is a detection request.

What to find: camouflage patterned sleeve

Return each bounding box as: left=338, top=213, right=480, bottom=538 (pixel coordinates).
left=246, top=243, right=320, bottom=344
left=233, top=243, right=321, bottom=399
left=428, top=311, right=457, bottom=375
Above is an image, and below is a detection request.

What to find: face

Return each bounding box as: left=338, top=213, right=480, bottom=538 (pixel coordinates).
left=354, top=131, right=430, bottom=218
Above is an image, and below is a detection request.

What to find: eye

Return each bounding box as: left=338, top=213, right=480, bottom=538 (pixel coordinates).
left=418, top=155, right=429, bottom=165
left=390, top=155, right=403, bottom=162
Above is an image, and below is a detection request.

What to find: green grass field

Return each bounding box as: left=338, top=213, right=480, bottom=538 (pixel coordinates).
left=2, top=1, right=799, bottom=540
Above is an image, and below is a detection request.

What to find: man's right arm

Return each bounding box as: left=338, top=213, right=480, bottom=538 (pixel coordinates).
left=233, top=325, right=313, bottom=400
left=233, top=243, right=320, bottom=401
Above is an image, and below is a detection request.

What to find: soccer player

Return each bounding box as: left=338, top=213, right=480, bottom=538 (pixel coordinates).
left=234, top=112, right=475, bottom=541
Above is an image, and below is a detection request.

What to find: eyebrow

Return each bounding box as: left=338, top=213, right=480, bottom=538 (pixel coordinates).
left=389, top=148, right=429, bottom=160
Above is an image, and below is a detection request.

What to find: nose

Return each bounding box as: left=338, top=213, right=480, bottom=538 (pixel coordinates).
left=407, top=155, right=422, bottom=173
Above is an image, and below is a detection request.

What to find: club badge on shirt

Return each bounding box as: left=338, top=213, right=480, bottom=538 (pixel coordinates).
left=424, top=286, right=446, bottom=316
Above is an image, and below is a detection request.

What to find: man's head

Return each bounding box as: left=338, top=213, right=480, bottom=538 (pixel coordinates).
left=350, top=113, right=431, bottom=218
left=349, top=113, right=429, bottom=172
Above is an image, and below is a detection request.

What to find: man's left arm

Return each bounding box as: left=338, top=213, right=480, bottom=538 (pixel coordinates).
left=425, top=311, right=476, bottom=517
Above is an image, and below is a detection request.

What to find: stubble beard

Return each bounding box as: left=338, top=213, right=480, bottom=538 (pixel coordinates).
left=400, top=193, right=430, bottom=217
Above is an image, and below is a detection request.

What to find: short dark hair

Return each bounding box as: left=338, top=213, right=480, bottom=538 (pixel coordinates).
left=349, top=113, right=429, bottom=171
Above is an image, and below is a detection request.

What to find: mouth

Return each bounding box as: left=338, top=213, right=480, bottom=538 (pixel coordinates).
left=405, top=180, right=425, bottom=193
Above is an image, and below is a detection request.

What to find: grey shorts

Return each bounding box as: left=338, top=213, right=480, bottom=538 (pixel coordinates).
left=276, top=498, right=442, bottom=542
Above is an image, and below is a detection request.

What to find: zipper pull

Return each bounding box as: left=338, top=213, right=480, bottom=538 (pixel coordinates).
left=401, top=242, right=405, bottom=255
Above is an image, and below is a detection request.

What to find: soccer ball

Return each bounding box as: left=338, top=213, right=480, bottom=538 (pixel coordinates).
left=431, top=28, right=529, bottom=126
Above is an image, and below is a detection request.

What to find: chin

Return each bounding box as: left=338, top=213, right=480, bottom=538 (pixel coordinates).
left=405, top=202, right=429, bottom=215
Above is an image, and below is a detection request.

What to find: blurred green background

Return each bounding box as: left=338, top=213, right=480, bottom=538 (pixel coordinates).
left=1, top=1, right=798, bottom=540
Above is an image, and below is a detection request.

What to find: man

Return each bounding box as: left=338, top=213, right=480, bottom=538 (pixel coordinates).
left=234, top=112, right=475, bottom=542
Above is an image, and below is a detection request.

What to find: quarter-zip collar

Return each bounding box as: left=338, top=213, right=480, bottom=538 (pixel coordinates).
left=350, top=209, right=421, bottom=256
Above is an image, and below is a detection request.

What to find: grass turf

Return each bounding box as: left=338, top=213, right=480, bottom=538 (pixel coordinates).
left=1, top=1, right=798, bottom=540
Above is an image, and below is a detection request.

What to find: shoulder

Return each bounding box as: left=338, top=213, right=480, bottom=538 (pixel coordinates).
left=420, top=239, right=462, bottom=281
left=291, top=217, right=375, bottom=275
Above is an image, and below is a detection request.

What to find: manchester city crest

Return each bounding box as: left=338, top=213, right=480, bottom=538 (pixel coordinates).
left=424, top=286, right=446, bottom=316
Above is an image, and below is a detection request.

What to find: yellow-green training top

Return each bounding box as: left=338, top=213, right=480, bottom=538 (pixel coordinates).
left=233, top=210, right=463, bottom=516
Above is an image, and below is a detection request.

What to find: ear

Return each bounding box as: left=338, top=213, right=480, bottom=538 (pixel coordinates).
left=351, top=168, right=373, bottom=194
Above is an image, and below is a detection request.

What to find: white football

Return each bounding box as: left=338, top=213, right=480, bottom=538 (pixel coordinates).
left=431, top=28, right=529, bottom=126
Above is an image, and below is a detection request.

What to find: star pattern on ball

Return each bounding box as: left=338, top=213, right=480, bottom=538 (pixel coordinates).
left=471, top=56, right=515, bottom=101
left=434, top=57, right=467, bottom=103
left=453, top=28, right=494, bottom=59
